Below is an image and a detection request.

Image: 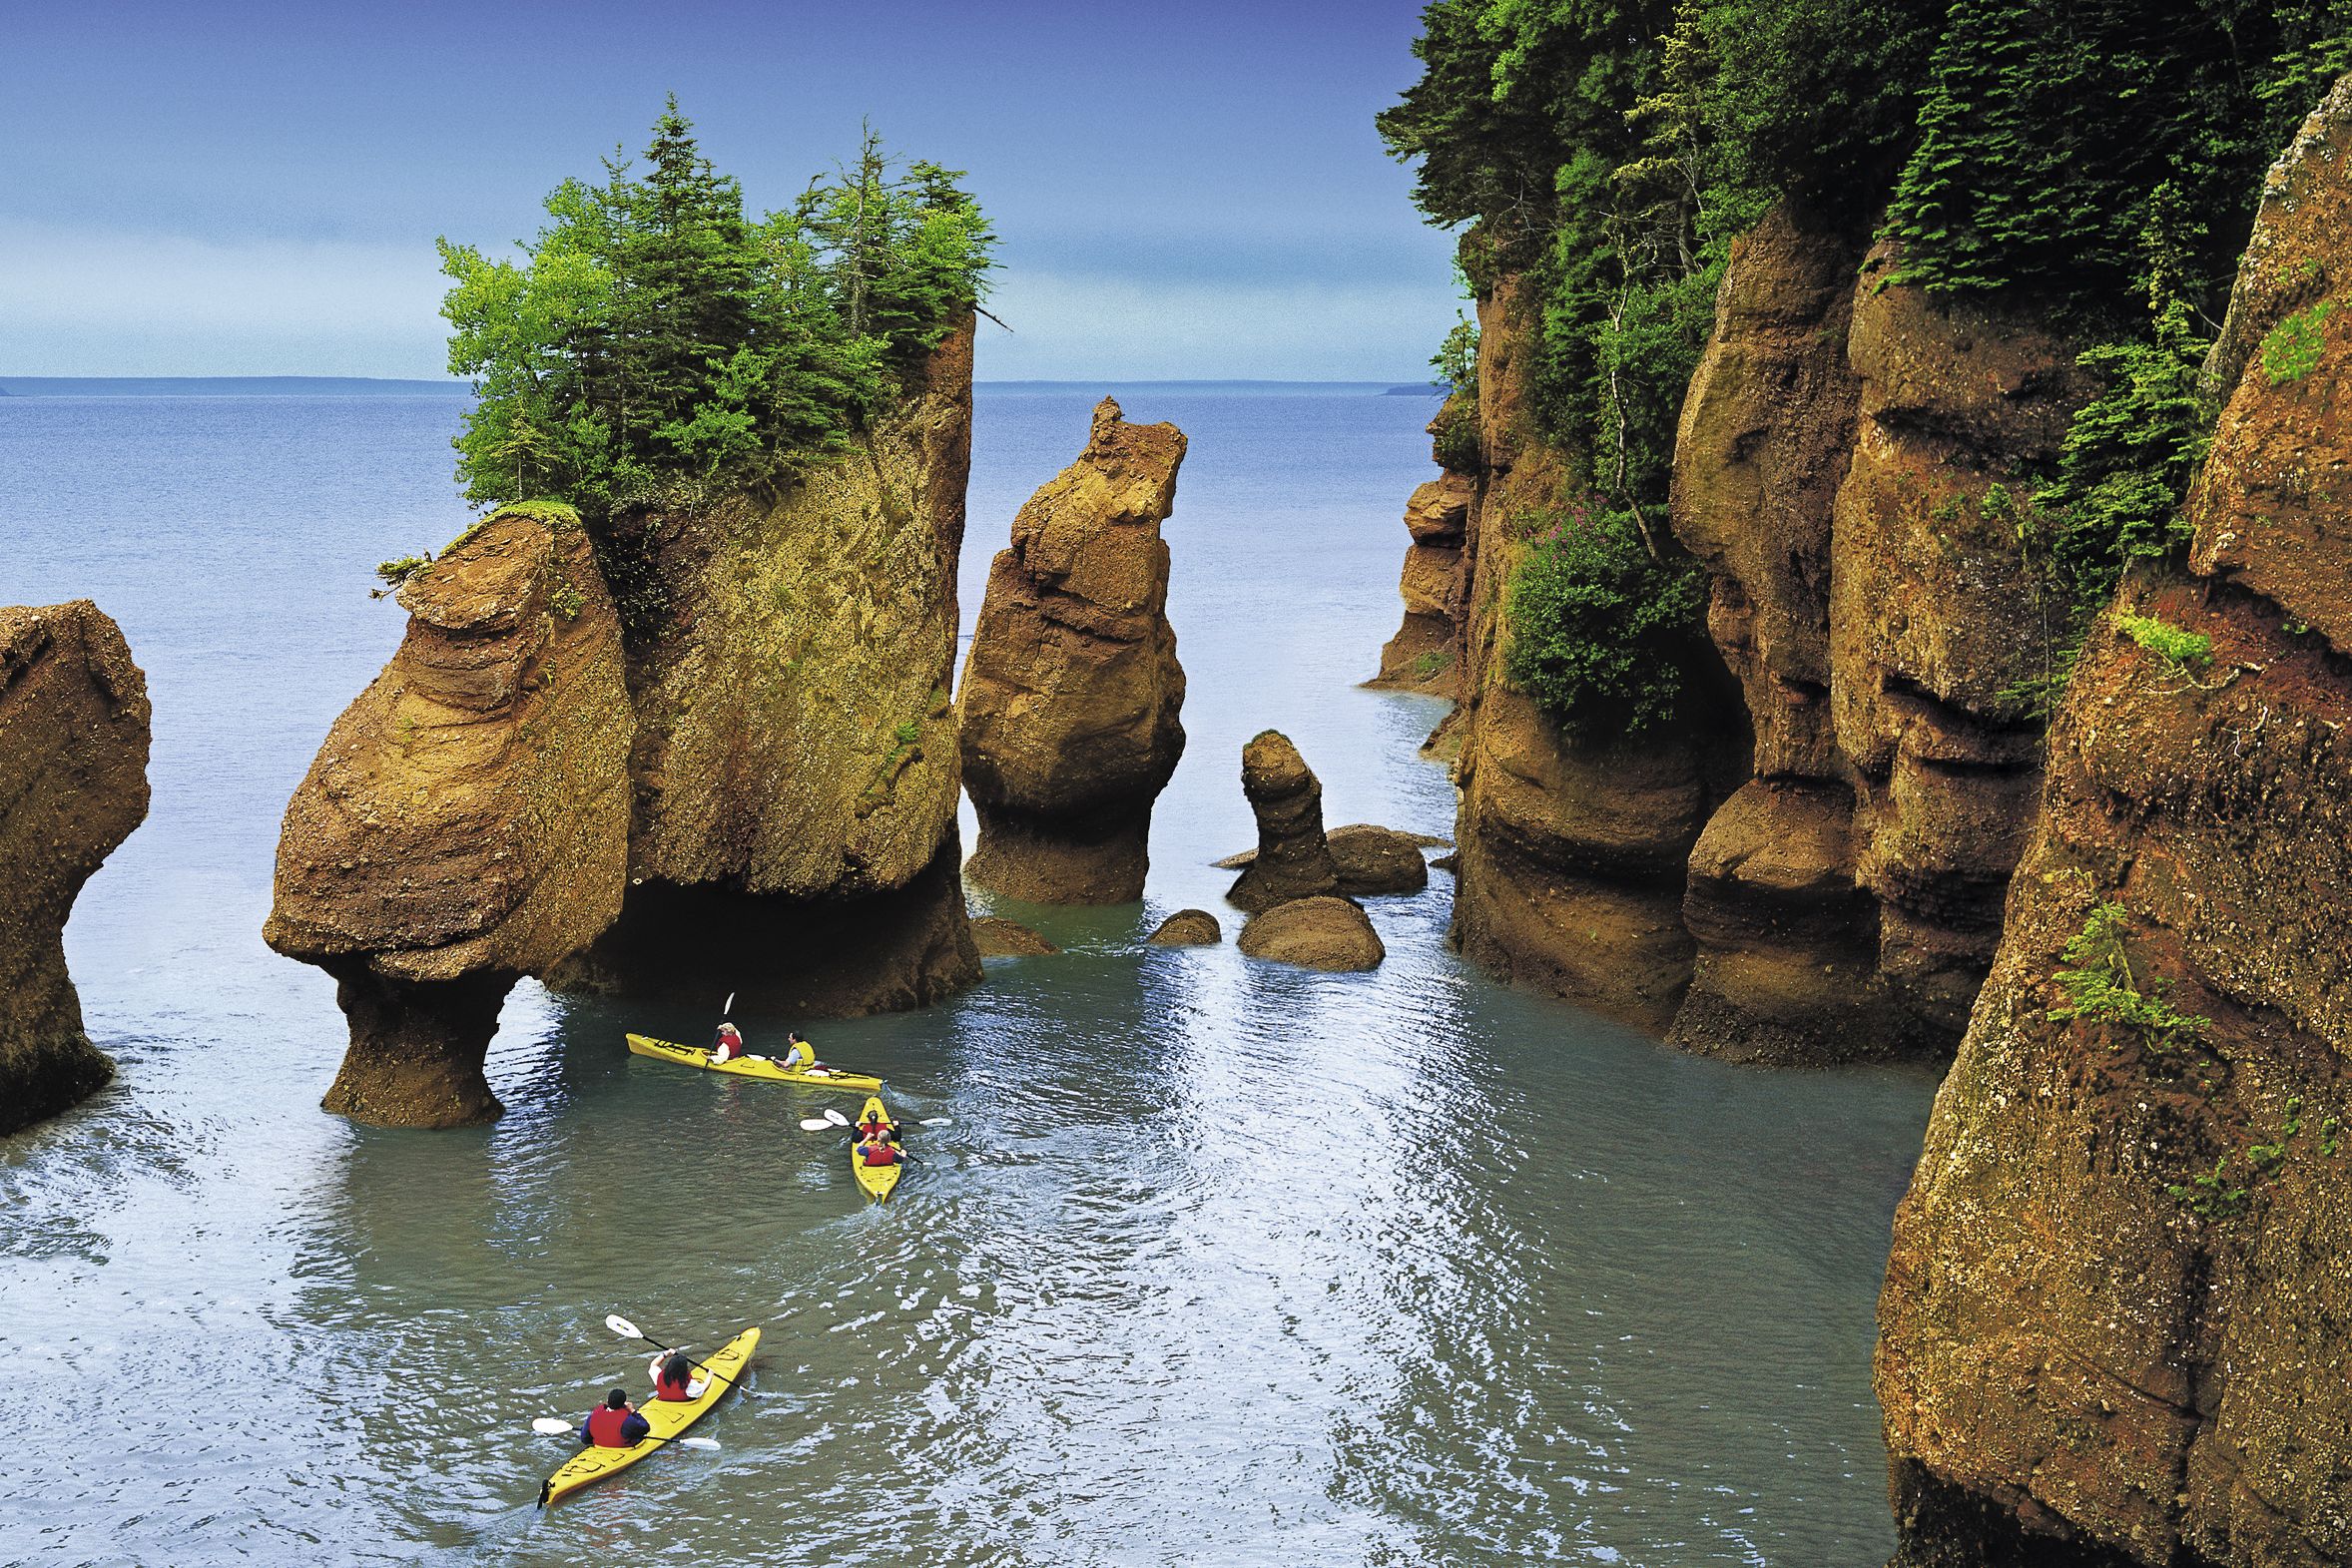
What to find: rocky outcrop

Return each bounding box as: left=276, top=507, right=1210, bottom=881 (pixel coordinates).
left=0, top=603, right=150, bottom=1135
left=272, top=325, right=983, bottom=1124
left=1325, top=823, right=1431, bottom=897
left=1370, top=465, right=1472, bottom=694
left=1440, top=271, right=1741, bottom=1030
left=971, top=916, right=1058, bottom=957
left=1237, top=896, right=1385, bottom=971
left=1226, top=730, right=1343, bottom=912
left=957, top=397, right=1187, bottom=903
left=1146, top=909, right=1222, bottom=946
left=1878, top=78, right=2352, bottom=1568
left=266, top=508, right=633, bottom=1126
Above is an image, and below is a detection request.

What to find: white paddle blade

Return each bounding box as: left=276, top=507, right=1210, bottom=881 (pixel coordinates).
left=723, top=993, right=736, bottom=1014
left=606, top=1313, right=643, bottom=1339
left=824, top=1108, right=852, bottom=1127
left=799, top=1117, right=832, bottom=1132
left=532, top=1417, right=574, bottom=1435
left=677, top=1436, right=721, bottom=1451
left=920, top=1117, right=951, bottom=1126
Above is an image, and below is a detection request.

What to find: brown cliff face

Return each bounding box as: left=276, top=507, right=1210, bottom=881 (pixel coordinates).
left=547, top=323, right=982, bottom=1017
left=1445, top=272, right=1736, bottom=1030
left=0, top=602, right=151, bottom=1135
left=265, top=509, right=633, bottom=1126
left=956, top=397, right=1188, bottom=903
left=1665, top=205, right=1902, bottom=1061
left=1833, top=246, right=2088, bottom=1039
left=1878, top=77, right=2352, bottom=1568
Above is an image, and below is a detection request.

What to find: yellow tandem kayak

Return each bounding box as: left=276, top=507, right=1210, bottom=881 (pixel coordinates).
left=537, top=1325, right=761, bottom=1507
left=852, top=1095, right=903, bottom=1203
left=624, top=1033, right=882, bottom=1092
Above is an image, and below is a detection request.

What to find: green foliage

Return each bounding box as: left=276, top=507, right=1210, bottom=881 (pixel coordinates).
left=1431, top=390, right=1481, bottom=471
left=1412, top=648, right=1456, bottom=678
left=375, top=555, right=429, bottom=590
left=1433, top=311, right=1480, bottom=393
left=1879, top=0, right=2349, bottom=307
left=2048, top=901, right=2211, bottom=1055
left=2117, top=614, right=2214, bottom=672
left=550, top=580, right=585, bottom=621
left=2169, top=1154, right=2249, bottom=1218
left=439, top=100, right=992, bottom=517
left=1502, top=504, right=1707, bottom=735
left=2261, top=298, right=2337, bottom=382
left=891, top=719, right=921, bottom=747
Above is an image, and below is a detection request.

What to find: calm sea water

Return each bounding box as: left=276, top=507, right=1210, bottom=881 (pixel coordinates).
left=0, top=392, right=1936, bottom=1566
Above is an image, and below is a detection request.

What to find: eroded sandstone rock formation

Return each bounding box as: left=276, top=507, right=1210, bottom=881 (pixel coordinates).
left=1443, top=272, right=1740, bottom=1030
left=0, top=602, right=150, bottom=1135
left=957, top=397, right=1187, bottom=903
left=266, top=508, right=633, bottom=1126
left=1146, top=908, right=1222, bottom=946
left=1237, top=895, right=1385, bottom=972
left=1226, top=730, right=1343, bottom=912
left=271, top=325, right=982, bottom=1125
left=1370, top=464, right=1471, bottom=695
left=971, top=917, right=1058, bottom=957
left=1879, top=79, right=2352, bottom=1568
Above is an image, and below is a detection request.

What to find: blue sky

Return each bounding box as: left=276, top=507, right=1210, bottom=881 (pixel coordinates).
left=1, top=1, right=1463, bottom=380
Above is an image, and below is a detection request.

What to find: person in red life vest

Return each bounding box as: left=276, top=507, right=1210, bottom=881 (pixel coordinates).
left=650, top=1350, right=706, bottom=1402
left=577, top=1388, right=651, bottom=1448
left=857, top=1128, right=900, bottom=1167
left=710, top=1022, right=746, bottom=1065
left=856, top=1111, right=897, bottom=1145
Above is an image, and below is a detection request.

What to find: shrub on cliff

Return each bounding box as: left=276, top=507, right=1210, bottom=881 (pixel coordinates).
left=1502, top=505, right=1706, bottom=736
left=438, top=102, right=992, bottom=516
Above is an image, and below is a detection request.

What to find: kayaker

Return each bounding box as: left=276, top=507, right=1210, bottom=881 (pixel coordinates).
left=710, top=1022, right=746, bottom=1064
left=778, top=1030, right=818, bottom=1071
left=856, top=1110, right=899, bottom=1145
left=856, top=1128, right=900, bottom=1168
left=578, top=1389, right=651, bottom=1448
left=651, top=1351, right=705, bottom=1402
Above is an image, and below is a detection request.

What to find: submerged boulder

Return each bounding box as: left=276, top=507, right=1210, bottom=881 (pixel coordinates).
left=970, top=916, right=1059, bottom=957
left=1237, top=896, right=1385, bottom=972
left=0, top=602, right=151, bottom=1135
left=266, top=507, right=634, bottom=1127
left=957, top=397, right=1188, bottom=903
left=1146, top=908, right=1222, bottom=946
left=1226, top=731, right=1343, bottom=912
left=1325, top=823, right=1431, bottom=897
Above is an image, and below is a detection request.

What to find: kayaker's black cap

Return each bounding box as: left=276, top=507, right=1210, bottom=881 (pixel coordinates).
left=605, top=1388, right=629, bottom=1408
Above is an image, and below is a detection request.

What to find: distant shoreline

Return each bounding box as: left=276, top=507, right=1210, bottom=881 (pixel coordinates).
left=0, top=375, right=1446, bottom=399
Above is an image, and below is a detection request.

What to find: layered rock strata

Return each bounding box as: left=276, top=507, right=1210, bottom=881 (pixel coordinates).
left=1370, top=465, right=1472, bottom=695
left=266, top=509, right=633, bottom=1126
left=956, top=397, right=1188, bottom=903
left=1226, top=730, right=1343, bottom=912
left=272, top=325, right=982, bottom=1124
left=553, top=325, right=981, bottom=1015
left=1444, top=272, right=1740, bottom=1030
left=0, top=602, right=151, bottom=1135
left=1879, top=80, right=2352, bottom=1567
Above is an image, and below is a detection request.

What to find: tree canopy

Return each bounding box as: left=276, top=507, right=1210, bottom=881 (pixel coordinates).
left=439, top=102, right=993, bottom=515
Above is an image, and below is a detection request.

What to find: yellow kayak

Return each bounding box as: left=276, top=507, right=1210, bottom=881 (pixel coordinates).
left=625, top=1033, right=881, bottom=1092
left=852, top=1095, right=903, bottom=1202
left=537, top=1325, right=760, bottom=1507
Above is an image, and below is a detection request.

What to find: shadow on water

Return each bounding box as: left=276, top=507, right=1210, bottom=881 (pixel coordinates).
left=2, top=391, right=1940, bottom=1566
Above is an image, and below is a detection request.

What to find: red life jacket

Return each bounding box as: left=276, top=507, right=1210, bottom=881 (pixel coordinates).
left=655, top=1362, right=694, bottom=1401
left=586, top=1404, right=637, bottom=1446
left=859, top=1121, right=889, bottom=1139
left=861, top=1142, right=898, bottom=1166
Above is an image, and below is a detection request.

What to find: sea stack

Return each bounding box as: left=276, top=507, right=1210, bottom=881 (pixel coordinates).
left=957, top=397, right=1188, bottom=903
left=1227, top=730, right=1342, bottom=913
left=265, top=507, right=634, bottom=1127
left=0, top=602, right=152, bottom=1135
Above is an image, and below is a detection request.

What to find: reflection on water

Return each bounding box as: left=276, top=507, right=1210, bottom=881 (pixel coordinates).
left=0, top=391, right=1935, bottom=1565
